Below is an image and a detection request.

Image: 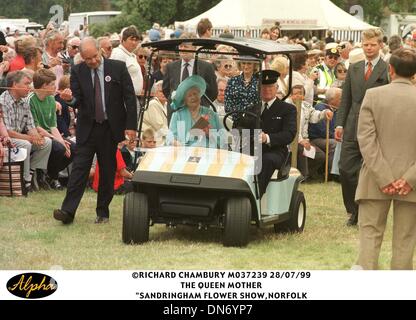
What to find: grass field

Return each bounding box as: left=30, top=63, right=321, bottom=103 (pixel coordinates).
left=0, top=182, right=404, bottom=270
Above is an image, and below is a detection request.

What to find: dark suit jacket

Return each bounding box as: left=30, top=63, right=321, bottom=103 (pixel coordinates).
left=70, top=58, right=137, bottom=145
left=335, top=59, right=389, bottom=141
left=238, top=99, right=297, bottom=155
left=162, top=59, right=218, bottom=106
left=260, top=99, right=297, bottom=154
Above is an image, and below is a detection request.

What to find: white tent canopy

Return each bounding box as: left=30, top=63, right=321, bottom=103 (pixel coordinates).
left=177, top=0, right=373, bottom=33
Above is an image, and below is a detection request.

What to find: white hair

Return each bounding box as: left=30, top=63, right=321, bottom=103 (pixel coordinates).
left=326, top=87, right=342, bottom=102
left=79, top=37, right=99, bottom=53
left=216, top=77, right=228, bottom=86
left=151, top=80, right=163, bottom=94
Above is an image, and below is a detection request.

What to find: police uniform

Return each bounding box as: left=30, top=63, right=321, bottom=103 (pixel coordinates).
left=256, top=71, right=297, bottom=196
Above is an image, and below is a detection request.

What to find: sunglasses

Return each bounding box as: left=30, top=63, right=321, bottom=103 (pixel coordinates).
left=71, top=45, right=79, bottom=50
left=223, top=64, right=233, bottom=69
left=138, top=55, right=149, bottom=59
left=327, top=55, right=339, bottom=60
left=336, top=69, right=347, bottom=73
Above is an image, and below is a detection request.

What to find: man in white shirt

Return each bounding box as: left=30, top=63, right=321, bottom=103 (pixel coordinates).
left=110, top=26, right=144, bottom=97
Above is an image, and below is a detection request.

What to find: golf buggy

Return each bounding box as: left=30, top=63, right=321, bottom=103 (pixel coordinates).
left=122, top=37, right=306, bottom=247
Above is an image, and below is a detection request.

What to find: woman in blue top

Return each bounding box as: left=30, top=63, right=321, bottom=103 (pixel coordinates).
left=224, top=56, right=260, bottom=121
left=168, top=75, right=227, bottom=149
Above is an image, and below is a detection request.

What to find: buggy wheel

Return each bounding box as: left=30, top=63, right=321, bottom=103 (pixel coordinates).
left=274, top=191, right=306, bottom=233
left=223, top=197, right=251, bottom=247
left=122, top=192, right=149, bottom=244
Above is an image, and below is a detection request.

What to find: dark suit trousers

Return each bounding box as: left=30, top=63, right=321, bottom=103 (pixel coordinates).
left=258, top=150, right=286, bottom=196
left=47, top=139, right=76, bottom=179
left=339, top=140, right=362, bottom=215
left=297, top=143, right=326, bottom=178
left=62, top=121, right=117, bottom=218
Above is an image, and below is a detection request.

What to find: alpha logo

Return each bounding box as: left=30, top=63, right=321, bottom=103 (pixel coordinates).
left=7, top=273, right=58, bottom=299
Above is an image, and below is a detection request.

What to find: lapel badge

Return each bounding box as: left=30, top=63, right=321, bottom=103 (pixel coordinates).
left=105, top=75, right=112, bottom=83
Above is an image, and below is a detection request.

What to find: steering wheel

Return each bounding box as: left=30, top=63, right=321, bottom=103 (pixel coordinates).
left=222, top=110, right=259, bottom=132
left=223, top=110, right=261, bottom=155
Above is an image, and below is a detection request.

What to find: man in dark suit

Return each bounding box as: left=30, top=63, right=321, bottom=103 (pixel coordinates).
left=162, top=33, right=217, bottom=121
left=255, top=70, right=297, bottom=196
left=335, top=29, right=389, bottom=226
left=53, top=37, right=137, bottom=225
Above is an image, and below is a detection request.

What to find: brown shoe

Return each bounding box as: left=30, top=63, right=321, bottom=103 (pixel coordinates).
left=53, top=209, right=74, bottom=225
left=95, top=217, right=109, bottom=224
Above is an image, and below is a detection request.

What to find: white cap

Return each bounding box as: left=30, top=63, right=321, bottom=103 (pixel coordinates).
left=307, top=49, right=322, bottom=55
left=325, top=42, right=338, bottom=50
left=349, top=48, right=365, bottom=65
left=110, top=33, right=120, bottom=42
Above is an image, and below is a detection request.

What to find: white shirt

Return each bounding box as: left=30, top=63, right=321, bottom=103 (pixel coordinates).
left=261, top=98, right=277, bottom=145
left=181, top=59, right=194, bottom=82
left=365, top=55, right=381, bottom=75
left=261, top=98, right=276, bottom=114
left=110, top=44, right=143, bottom=96
left=90, top=58, right=107, bottom=117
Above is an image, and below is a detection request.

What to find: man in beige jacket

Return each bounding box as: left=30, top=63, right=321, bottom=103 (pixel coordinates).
left=355, top=48, right=416, bottom=270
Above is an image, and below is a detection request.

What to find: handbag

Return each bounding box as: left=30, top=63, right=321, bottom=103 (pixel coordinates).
left=0, top=147, right=26, bottom=197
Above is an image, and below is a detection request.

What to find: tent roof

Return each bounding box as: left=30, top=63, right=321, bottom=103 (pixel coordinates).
left=176, top=0, right=374, bottom=31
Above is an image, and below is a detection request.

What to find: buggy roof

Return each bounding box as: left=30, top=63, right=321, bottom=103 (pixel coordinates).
left=142, top=37, right=305, bottom=55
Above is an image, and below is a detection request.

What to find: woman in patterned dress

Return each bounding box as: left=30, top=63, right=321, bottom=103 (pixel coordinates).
left=224, top=56, right=260, bottom=121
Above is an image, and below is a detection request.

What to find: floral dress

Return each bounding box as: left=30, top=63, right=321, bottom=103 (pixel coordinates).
left=224, top=74, right=260, bottom=121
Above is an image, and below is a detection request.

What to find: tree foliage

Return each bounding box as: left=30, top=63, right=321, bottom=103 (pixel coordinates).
left=332, top=0, right=416, bottom=25
left=89, top=0, right=223, bottom=36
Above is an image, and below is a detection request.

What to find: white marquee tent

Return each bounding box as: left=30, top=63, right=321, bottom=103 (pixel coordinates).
left=176, top=0, right=375, bottom=41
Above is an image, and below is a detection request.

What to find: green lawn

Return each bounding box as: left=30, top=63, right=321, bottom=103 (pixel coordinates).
left=0, top=182, right=402, bottom=270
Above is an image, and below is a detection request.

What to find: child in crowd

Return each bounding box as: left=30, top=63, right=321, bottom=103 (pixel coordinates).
left=30, top=69, right=75, bottom=189
left=55, top=75, right=76, bottom=138
left=120, top=128, right=157, bottom=173
left=93, top=129, right=157, bottom=195
left=92, top=149, right=134, bottom=195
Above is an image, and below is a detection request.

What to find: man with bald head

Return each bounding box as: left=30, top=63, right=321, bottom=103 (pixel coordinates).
left=54, top=37, right=137, bottom=225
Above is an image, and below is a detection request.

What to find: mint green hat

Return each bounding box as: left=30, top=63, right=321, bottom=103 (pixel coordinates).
left=170, top=75, right=207, bottom=110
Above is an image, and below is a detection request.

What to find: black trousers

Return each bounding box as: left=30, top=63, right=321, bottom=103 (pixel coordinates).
left=61, top=121, right=117, bottom=218
left=257, top=150, right=286, bottom=196
left=339, top=140, right=362, bottom=216
left=47, top=139, right=75, bottom=179
left=297, top=143, right=325, bottom=178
